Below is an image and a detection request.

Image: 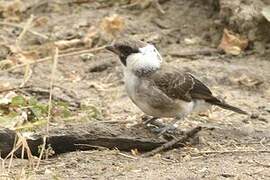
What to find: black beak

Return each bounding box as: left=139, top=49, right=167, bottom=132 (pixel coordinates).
left=105, top=45, right=119, bottom=55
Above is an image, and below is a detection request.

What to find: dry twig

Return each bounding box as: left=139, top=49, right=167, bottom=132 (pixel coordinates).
left=142, top=126, right=202, bottom=157
left=5, top=133, right=34, bottom=172
left=0, top=85, right=32, bottom=93
left=153, top=0, right=165, bottom=14
left=117, top=152, right=138, bottom=160
left=36, top=47, right=59, bottom=169
left=35, top=136, right=46, bottom=169
left=16, top=15, right=35, bottom=48
left=192, top=149, right=270, bottom=156
left=253, top=159, right=270, bottom=168
left=47, top=47, right=59, bottom=133
left=168, top=48, right=222, bottom=58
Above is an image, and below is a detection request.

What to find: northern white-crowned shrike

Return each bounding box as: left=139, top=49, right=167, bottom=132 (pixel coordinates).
left=106, top=38, right=248, bottom=134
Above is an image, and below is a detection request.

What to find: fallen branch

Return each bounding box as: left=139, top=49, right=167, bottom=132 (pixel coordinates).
left=142, top=126, right=202, bottom=157
left=0, top=122, right=187, bottom=158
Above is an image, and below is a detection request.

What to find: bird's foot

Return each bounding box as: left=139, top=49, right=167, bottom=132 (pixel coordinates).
left=142, top=116, right=183, bottom=137
left=153, top=125, right=178, bottom=137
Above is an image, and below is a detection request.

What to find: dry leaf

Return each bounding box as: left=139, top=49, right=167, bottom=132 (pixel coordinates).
left=100, top=14, right=125, bottom=38
left=3, top=47, right=37, bottom=86
left=5, top=45, right=38, bottom=64
left=218, top=29, right=248, bottom=55
left=0, top=91, right=17, bottom=105
left=16, top=51, right=38, bottom=64
left=33, top=16, right=49, bottom=27
left=0, top=0, right=24, bottom=22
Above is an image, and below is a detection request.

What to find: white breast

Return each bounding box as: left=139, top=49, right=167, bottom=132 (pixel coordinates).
left=123, top=69, right=140, bottom=100
left=123, top=69, right=159, bottom=116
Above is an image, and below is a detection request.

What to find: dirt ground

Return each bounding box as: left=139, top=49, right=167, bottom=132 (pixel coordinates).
left=0, top=0, right=270, bottom=179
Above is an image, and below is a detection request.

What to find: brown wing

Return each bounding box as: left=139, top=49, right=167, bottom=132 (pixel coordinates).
left=149, top=66, right=214, bottom=102
left=149, top=66, right=248, bottom=115
left=188, top=74, right=213, bottom=100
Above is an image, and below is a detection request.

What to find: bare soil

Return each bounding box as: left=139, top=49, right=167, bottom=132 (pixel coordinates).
left=1, top=0, right=270, bottom=179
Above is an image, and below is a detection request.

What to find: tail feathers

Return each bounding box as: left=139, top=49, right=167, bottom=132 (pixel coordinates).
left=206, top=97, right=248, bottom=115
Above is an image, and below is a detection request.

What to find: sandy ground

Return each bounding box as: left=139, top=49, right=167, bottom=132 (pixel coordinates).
left=0, top=0, right=270, bottom=179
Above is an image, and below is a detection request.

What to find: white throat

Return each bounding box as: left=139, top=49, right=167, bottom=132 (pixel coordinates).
left=124, top=44, right=162, bottom=75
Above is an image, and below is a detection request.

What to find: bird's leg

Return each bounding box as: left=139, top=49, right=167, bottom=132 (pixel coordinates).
left=142, top=117, right=159, bottom=125
left=142, top=116, right=173, bottom=134
left=151, top=115, right=186, bottom=136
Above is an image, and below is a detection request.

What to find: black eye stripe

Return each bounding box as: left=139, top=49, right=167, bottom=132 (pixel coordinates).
left=118, top=45, right=139, bottom=55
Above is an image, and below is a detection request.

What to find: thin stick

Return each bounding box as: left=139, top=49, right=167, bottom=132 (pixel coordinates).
left=0, top=155, right=5, bottom=174
left=153, top=0, right=165, bottom=14
left=35, top=136, right=46, bottom=169
left=0, top=21, right=48, bottom=40
left=16, top=15, right=34, bottom=48
left=168, top=48, right=222, bottom=58
left=117, top=152, right=138, bottom=160
left=36, top=48, right=59, bottom=169
left=4, top=136, right=20, bottom=161
left=0, top=46, right=106, bottom=74
left=142, top=126, right=202, bottom=157
left=253, top=159, right=270, bottom=168
left=17, top=133, right=34, bottom=168
left=74, top=144, right=109, bottom=150
left=14, top=15, right=34, bottom=87
left=7, top=135, right=20, bottom=172
left=0, top=85, right=32, bottom=93
left=192, top=149, right=270, bottom=156
left=20, top=64, right=33, bottom=88
left=47, top=47, right=59, bottom=134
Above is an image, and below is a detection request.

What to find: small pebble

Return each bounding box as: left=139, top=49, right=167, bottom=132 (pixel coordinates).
left=80, top=53, right=94, bottom=61
left=250, top=113, right=259, bottom=119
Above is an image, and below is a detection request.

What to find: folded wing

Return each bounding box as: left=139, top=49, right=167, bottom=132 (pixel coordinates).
left=150, top=66, right=248, bottom=115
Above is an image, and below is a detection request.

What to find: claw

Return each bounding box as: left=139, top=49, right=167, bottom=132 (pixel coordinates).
left=143, top=117, right=181, bottom=136
left=153, top=125, right=178, bottom=137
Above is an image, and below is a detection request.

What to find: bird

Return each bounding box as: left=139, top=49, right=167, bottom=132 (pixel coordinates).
left=105, top=38, right=248, bottom=134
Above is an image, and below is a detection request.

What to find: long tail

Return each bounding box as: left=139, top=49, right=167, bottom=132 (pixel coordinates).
left=206, top=97, right=248, bottom=115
